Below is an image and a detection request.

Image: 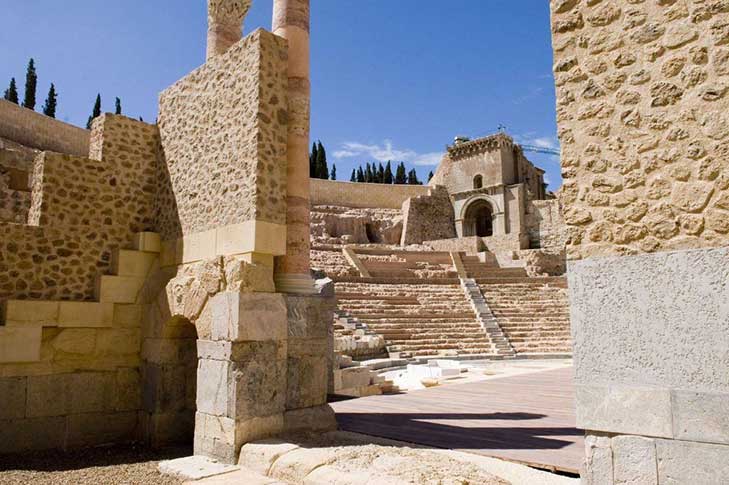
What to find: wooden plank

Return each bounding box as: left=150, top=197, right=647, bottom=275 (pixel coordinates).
left=331, top=366, right=583, bottom=474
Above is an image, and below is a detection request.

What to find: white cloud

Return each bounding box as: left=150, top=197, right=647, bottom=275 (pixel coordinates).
left=333, top=140, right=443, bottom=166
left=531, top=137, right=559, bottom=150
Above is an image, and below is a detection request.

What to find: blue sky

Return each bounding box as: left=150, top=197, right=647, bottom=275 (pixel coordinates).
left=0, top=1, right=560, bottom=189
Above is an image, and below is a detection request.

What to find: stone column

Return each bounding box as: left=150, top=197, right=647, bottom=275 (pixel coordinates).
left=206, top=0, right=251, bottom=61
left=272, top=0, right=315, bottom=294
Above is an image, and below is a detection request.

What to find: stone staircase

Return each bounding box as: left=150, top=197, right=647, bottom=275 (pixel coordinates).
left=479, top=279, right=572, bottom=355
left=460, top=278, right=515, bottom=358
left=334, top=281, right=498, bottom=357
left=0, top=232, right=160, bottom=364
left=333, top=309, right=387, bottom=360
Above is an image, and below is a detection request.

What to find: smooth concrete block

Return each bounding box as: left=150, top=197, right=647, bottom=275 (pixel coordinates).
left=211, top=292, right=287, bottom=342
left=95, top=328, right=141, bottom=356
left=96, top=275, right=145, bottom=303
left=133, top=232, right=162, bottom=253
left=0, top=327, right=42, bottom=363
left=112, top=249, right=158, bottom=277
left=0, top=416, right=66, bottom=453
left=612, top=435, right=657, bottom=485
left=239, top=439, right=300, bottom=475
left=51, top=328, right=96, bottom=355
left=656, top=438, right=729, bottom=484
left=575, top=384, right=673, bottom=438
left=672, top=389, right=729, bottom=445
left=58, top=301, right=114, bottom=328
left=0, top=376, right=27, bottom=419
left=3, top=300, right=59, bottom=326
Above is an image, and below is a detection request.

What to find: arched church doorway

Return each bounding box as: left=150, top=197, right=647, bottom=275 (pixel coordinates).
left=464, top=199, right=494, bottom=237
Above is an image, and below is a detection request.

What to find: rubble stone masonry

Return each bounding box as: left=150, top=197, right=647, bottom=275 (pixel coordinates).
left=551, top=0, right=729, bottom=260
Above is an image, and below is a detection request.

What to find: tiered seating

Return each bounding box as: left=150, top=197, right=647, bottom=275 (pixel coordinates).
left=311, top=246, right=357, bottom=278
left=479, top=279, right=572, bottom=354
left=461, top=255, right=529, bottom=279
left=335, top=281, right=496, bottom=357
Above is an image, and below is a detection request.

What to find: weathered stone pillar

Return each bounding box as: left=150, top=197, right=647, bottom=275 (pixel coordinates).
left=206, top=0, right=251, bottom=61
left=272, top=0, right=315, bottom=294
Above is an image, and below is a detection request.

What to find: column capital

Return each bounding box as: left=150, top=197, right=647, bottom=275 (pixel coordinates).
left=208, top=0, right=251, bottom=25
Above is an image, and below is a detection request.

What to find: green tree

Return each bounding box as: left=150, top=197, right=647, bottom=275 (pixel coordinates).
left=356, top=166, right=365, bottom=182
left=365, top=163, right=373, bottom=183
left=3, top=78, right=19, bottom=104
left=22, top=58, right=38, bottom=110
left=350, top=169, right=356, bottom=182
left=428, top=171, right=434, bottom=182
left=330, top=164, right=337, bottom=181
left=408, top=169, right=422, bottom=185
left=384, top=161, right=393, bottom=184
left=86, top=94, right=102, bottom=129
left=394, top=162, right=407, bottom=184
left=377, top=163, right=385, bottom=183
left=309, top=142, right=318, bottom=178
left=316, top=141, right=328, bottom=179
left=115, top=97, right=122, bottom=115
left=42, top=83, right=58, bottom=118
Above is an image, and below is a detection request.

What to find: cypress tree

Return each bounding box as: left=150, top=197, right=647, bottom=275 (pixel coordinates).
left=330, top=164, right=336, bottom=181
left=384, top=161, right=393, bottom=184
left=350, top=169, right=356, bottom=182
left=309, top=142, right=318, bottom=178
left=22, top=58, right=38, bottom=110
left=356, top=166, right=365, bottom=183
left=316, top=141, right=328, bottom=179
left=377, top=163, right=385, bottom=183
left=408, top=169, right=422, bottom=185
left=86, top=94, right=102, bottom=129
left=115, top=97, right=122, bottom=115
left=3, top=78, right=19, bottom=104
left=365, top=163, right=373, bottom=183
left=395, top=162, right=407, bottom=184
left=42, top=83, right=58, bottom=118
left=428, top=171, right=434, bottom=182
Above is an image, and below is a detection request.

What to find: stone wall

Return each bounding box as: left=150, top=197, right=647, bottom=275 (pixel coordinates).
left=157, top=29, right=288, bottom=241
left=311, top=205, right=403, bottom=246
left=552, top=0, right=729, bottom=260
left=310, top=179, right=431, bottom=210
left=0, top=116, right=159, bottom=301
left=552, top=2, right=729, bottom=482
left=0, top=138, right=38, bottom=223
left=0, top=99, right=90, bottom=157
left=525, top=199, right=567, bottom=249
left=400, top=186, right=456, bottom=245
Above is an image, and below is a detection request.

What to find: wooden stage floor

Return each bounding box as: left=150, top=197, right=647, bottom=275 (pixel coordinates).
left=330, top=366, right=583, bottom=474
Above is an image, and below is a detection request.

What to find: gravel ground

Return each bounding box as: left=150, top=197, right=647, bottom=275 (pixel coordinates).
left=0, top=443, right=190, bottom=485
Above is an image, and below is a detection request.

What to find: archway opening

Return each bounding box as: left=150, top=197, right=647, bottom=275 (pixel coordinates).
left=464, top=199, right=494, bottom=237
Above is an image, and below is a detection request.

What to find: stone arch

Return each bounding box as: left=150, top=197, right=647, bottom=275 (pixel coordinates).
left=462, top=198, right=495, bottom=237
left=473, top=174, right=483, bottom=189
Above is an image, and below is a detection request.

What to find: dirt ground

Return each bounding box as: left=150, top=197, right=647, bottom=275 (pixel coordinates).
left=0, top=443, right=189, bottom=485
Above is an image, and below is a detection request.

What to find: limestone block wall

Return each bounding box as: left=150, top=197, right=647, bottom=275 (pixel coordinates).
left=525, top=199, right=567, bottom=249
left=157, top=29, right=289, bottom=241
left=0, top=99, right=90, bottom=157
left=310, top=179, right=431, bottom=210
left=552, top=0, right=729, bottom=260
left=311, top=205, right=403, bottom=245
left=400, top=186, right=456, bottom=245
left=0, top=138, right=38, bottom=223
